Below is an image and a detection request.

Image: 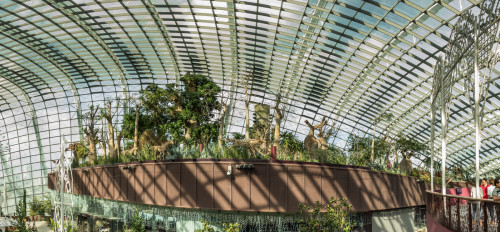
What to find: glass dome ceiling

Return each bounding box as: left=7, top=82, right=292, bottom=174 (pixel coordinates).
left=0, top=0, right=498, bottom=209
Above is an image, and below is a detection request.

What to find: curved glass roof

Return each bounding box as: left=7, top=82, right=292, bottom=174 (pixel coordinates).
left=0, top=0, right=498, bottom=210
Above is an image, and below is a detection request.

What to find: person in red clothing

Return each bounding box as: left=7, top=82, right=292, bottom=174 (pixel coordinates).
left=481, top=178, right=490, bottom=199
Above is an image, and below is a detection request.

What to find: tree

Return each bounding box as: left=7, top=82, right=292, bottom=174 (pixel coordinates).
left=273, top=93, right=284, bottom=149
left=242, top=74, right=252, bottom=141
left=83, top=105, right=100, bottom=164
left=348, top=135, right=390, bottom=166
left=101, top=100, right=120, bottom=158
left=15, top=189, right=27, bottom=232
left=127, top=208, right=145, bottom=232
left=140, top=73, right=221, bottom=145
left=66, top=141, right=89, bottom=166
left=122, top=105, right=154, bottom=155
left=304, top=117, right=328, bottom=153
left=280, top=132, right=304, bottom=160
left=395, top=134, right=427, bottom=174
left=218, top=100, right=228, bottom=149
left=370, top=113, right=393, bottom=163
left=99, top=117, right=107, bottom=158
left=298, top=197, right=352, bottom=232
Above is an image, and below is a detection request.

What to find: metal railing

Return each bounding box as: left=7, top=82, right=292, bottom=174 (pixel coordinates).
left=426, top=191, right=500, bottom=232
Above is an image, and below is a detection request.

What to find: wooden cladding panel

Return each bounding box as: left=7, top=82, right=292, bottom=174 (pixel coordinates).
left=50, top=161, right=427, bottom=213
left=250, top=164, right=269, bottom=211
left=213, top=163, right=231, bottom=210
left=154, top=164, right=167, bottom=206
left=143, top=165, right=155, bottom=205
left=196, top=163, right=213, bottom=209
left=165, top=163, right=180, bottom=207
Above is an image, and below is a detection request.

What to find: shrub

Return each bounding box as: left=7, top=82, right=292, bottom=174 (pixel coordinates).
left=298, top=197, right=353, bottom=232
left=195, top=218, right=241, bottom=232
left=125, top=208, right=145, bottom=232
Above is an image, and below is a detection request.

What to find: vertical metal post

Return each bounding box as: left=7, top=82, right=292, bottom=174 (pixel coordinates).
left=441, top=72, right=447, bottom=195
left=430, top=96, right=436, bottom=192
left=457, top=196, right=461, bottom=231
left=58, top=139, right=65, bottom=232
left=474, top=18, right=481, bottom=199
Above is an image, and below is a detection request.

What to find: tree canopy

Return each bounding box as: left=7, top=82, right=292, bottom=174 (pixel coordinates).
left=129, top=73, right=222, bottom=145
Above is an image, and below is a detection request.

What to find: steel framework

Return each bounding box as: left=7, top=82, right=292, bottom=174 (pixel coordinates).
left=0, top=0, right=498, bottom=211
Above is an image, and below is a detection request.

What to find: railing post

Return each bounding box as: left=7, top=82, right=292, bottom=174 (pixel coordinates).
left=448, top=196, right=452, bottom=228
left=484, top=202, right=488, bottom=232
left=470, top=201, right=473, bottom=232
left=457, top=197, right=461, bottom=231
left=496, top=203, right=500, bottom=232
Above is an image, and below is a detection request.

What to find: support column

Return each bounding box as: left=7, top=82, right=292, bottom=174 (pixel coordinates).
left=441, top=76, right=447, bottom=195
left=430, top=96, right=436, bottom=192
left=474, top=21, right=481, bottom=192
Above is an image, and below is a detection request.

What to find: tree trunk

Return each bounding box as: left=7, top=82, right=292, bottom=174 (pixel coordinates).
left=100, top=118, right=107, bottom=158
left=134, top=106, right=139, bottom=155
left=185, top=127, right=192, bottom=141
left=273, top=96, right=282, bottom=148
left=115, top=131, right=122, bottom=158
left=244, top=83, right=250, bottom=141
left=106, top=103, right=116, bottom=158
left=86, top=106, right=99, bottom=164
left=371, top=123, right=376, bottom=163
left=218, top=104, right=227, bottom=149
left=273, top=117, right=281, bottom=147
left=89, top=140, right=96, bottom=164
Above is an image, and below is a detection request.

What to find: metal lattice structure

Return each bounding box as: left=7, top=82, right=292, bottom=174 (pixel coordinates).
left=430, top=0, right=500, bottom=188
left=53, top=138, right=73, bottom=232
left=0, top=0, right=499, bottom=210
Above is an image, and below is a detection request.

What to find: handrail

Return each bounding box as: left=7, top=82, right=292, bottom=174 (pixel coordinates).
left=426, top=190, right=500, bottom=203
left=426, top=190, right=500, bottom=232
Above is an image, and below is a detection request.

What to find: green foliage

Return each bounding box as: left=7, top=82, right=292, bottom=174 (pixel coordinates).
left=194, top=122, right=219, bottom=146
left=221, top=222, right=241, bottom=232
left=347, top=135, right=391, bottom=166
left=29, top=196, right=42, bottom=217
left=395, top=134, right=427, bottom=159
left=15, top=190, right=28, bottom=232
left=298, top=197, right=353, bottom=232
left=231, top=132, right=245, bottom=140
left=126, top=208, right=145, bottom=232
left=280, top=132, right=304, bottom=153
left=139, top=73, right=221, bottom=145
left=124, top=141, right=134, bottom=150
left=195, top=218, right=216, bottom=232
left=195, top=218, right=241, bottom=232
left=122, top=108, right=154, bottom=140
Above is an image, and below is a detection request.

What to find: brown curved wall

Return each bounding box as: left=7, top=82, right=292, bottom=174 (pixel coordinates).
left=48, top=160, right=427, bottom=212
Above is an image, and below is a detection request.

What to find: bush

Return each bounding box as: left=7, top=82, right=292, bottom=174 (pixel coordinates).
left=298, top=197, right=353, bottom=232
left=125, top=208, right=145, bottom=232
left=195, top=218, right=241, bottom=232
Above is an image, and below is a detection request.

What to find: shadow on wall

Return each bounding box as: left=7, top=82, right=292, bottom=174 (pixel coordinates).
left=49, top=160, right=428, bottom=213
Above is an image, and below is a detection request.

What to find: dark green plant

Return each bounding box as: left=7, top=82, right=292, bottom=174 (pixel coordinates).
left=232, top=132, right=245, bottom=140
left=127, top=208, right=145, bottom=232
left=195, top=218, right=215, bottom=232
left=139, top=73, right=221, bottom=145
left=280, top=132, right=304, bottom=160
left=29, top=196, right=44, bottom=218
left=347, top=135, right=392, bottom=166
left=195, top=218, right=241, bottom=232
left=15, top=189, right=28, bottom=232
left=298, top=197, right=352, bottom=232
left=395, top=134, right=427, bottom=174
left=122, top=107, right=154, bottom=140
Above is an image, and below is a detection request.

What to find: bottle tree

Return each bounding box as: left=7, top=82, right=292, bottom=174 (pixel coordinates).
left=140, top=73, right=221, bottom=146
left=122, top=100, right=154, bottom=155
left=395, top=134, right=427, bottom=174
left=82, top=105, right=100, bottom=164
